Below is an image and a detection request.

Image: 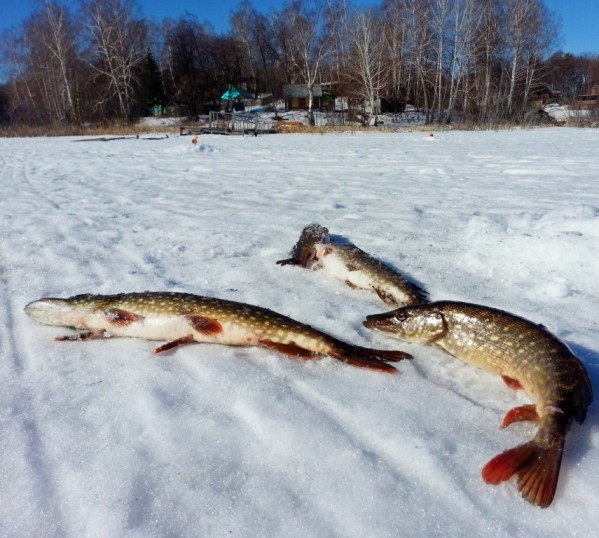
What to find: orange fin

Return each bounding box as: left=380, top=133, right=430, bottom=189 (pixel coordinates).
left=153, top=334, right=195, bottom=354
left=186, top=315, right=223, bottom=336
left=482, top=438, right=564, bottom=508
left=502, top=375, right=524, bottom=390
left=259, top=340, right=320, bottom=359
left=55, top=329, right=106, bottom=341
left=104, top=308, right=143, bottom=326
left=501, top=404, right=540, bottom=428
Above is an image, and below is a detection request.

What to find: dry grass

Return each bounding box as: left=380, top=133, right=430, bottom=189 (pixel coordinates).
left=0, top=122, right=182, bottom=138
left=1, top=116, right=594, bottom=138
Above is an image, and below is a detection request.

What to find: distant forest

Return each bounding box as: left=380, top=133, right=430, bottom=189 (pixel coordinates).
left=0, top=0, right=598, bottom=127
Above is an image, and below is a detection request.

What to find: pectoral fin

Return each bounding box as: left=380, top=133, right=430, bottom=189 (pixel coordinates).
left=153, top=334, right=195, bottom=354
left=104, top=308, right=144, bottom=326
left=55, top=329, right=106, bottom=341
left=276, top=257, right=301, bottom=266
left=186, top=315, right=223, bottom=336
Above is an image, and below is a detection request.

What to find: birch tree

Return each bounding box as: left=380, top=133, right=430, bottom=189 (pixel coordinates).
left=81, top=0, right=148, bottom=118
left=347, top=9, right=387, bottom=125
left=276, top=0, right=331, bottom=124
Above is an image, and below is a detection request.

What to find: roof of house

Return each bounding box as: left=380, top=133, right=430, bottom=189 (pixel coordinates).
left=221, top=87, right=254, bottom=101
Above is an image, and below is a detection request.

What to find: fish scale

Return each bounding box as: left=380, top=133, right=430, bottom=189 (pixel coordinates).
left=25, top=291, right=412, bottom=373
left=364, top=300, right=593, bottom=508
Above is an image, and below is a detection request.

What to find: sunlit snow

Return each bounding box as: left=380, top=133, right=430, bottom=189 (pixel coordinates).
left=1, top=128, right=598, bottom=537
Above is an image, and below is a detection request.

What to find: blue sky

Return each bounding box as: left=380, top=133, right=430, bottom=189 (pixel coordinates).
left=0, top=0, right=597, bottom=55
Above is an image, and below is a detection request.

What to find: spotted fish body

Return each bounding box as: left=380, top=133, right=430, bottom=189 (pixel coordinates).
left=363, top=301, right=593, bottom=508
left=25, top=292, right=411, bottom=373
left=277, top=223, right=427, bottom=307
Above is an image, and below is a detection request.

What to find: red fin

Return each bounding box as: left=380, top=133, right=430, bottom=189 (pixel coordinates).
left=501, top=404, right=540, bottom=429
left=104, top=308, right=143, bottom=326
left=329, top=345, right=412, bottom=374
left=186, top=315, right=223, bottom=336
left=482, top=439, right=564, bottom=508
left=153, top=334, right=195, bottom=354
left=55, top=329, right=106, bottom=341
left=259, top=340, right=319, bottom=359
left=502, top=375, right=524, bottom=390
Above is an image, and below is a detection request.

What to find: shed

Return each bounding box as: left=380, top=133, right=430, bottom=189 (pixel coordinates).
left=283, top=84, right=324, bottom=111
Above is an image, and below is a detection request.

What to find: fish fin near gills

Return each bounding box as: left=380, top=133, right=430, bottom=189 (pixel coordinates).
left=258, top=340, right=320, bottom=359
left=329, top=345, right=412, bottom=374
left=500, top=405, right=539, bottom=429
left=55, top=329, right=106, bottom=341
left=104, top=308, right=144, bottom=326
left=153, top=334, right=195, bottom=354
left=276, top=257, right=301, bottom=266
left=482, top=438, right=564, bottom=508
left=186, top=316, right=223, bottom=336
left=502, top=375, right=524, bottom=390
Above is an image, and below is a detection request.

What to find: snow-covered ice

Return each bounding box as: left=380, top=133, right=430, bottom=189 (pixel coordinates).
left=1, top=128, right=598, bottom=537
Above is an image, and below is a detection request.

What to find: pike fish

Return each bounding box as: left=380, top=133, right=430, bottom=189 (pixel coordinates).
left=25, top=292, right=411, bottom=373
left=363, top=300, right=593, bottom=508
left=277, top=223, right=427, bottom=307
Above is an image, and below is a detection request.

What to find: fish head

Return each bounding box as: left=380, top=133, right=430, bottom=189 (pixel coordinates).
left=363, top=304, right=446, bottom=343
left=25, top=294, right=109, bottom=328
left=290, top=223, right=330, bottom=267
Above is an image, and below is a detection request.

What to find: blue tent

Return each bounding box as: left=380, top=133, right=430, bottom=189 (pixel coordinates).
left=221, top=87, right=254, bottom=101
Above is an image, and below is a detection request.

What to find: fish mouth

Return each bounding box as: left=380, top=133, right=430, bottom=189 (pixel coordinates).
left=25, top=298, right=74, bottom=325
left=363, top=312, right=396, bottom=332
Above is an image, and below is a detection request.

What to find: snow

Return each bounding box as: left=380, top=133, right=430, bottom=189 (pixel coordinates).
left=1, top=127, right=598, bottom=537
left=543, top=103, right=591, bottom=122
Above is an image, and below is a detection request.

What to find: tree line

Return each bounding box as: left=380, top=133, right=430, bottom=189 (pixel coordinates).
left=0, top=0, right=598, bottom=127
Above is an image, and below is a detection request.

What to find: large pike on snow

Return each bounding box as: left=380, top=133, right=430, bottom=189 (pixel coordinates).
left=25, top=292, right=411, bottom=373
left=277, top=223, right=427, bottom=307
left=363, top=300, right=593, bottom=508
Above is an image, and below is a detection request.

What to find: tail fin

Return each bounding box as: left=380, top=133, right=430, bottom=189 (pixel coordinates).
left=482, top=437, right=564, bottom=508
left=329, top=345, right=412, bottom=374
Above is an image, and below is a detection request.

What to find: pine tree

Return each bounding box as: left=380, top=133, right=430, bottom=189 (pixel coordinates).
left=136, top=51, right=165, bottom=115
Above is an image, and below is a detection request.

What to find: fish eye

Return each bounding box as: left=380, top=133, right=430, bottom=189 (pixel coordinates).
left=393, top=310, right=408, bottom=322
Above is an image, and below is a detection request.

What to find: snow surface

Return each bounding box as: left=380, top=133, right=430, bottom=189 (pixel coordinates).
left=1, top=128, right=598, bottom=537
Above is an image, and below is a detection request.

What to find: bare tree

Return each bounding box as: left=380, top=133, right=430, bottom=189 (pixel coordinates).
left=81, top=0, right=148, bottom=118
left=382, top=0, right=411, bottom=113
left=347, top=9, right=387, bottom=125
left=231, top=1, right=258, bottom=93
left=275, top=0, right=331, bottom=124
left=0, top=2, right=80, bottom=124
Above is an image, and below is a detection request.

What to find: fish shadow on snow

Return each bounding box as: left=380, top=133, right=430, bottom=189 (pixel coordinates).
left=329, top=233, right=430, bottom=299
left=559, top=342, right=599, bottom=469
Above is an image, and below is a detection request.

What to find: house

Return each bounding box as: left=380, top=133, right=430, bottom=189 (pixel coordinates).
left=282, top=84, right=335, bottom=111
left=577, top=85, right=599, bottom=107
left=150, top=96, right=189, bottom=117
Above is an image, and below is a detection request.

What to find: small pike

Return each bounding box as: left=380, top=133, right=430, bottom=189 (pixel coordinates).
left=363, top=301, right=593, bottom=508
left=277, top=223, right=427, bottom=307
left=25, top=292, right=412, bottom=373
